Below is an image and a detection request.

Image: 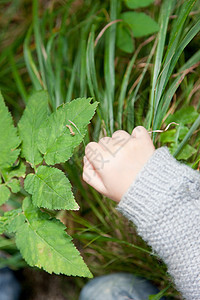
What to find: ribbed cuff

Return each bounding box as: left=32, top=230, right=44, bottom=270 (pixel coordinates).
left=117, top=147, right=200, bottom=229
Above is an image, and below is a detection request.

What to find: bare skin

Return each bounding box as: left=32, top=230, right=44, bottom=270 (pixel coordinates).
left=82, top=126, right=155, bottom=203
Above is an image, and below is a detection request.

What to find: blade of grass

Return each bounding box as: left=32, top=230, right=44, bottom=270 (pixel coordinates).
left=79, top=4, right=99, bottom=97
left=86, top=26, right=103, bottom=129
left=74, top=233, right=153, bottom=255
left=147, top=0, right=175, bottom=129
left=45, top=33, right=57, bottom=105
left=86, top=26, right=101, bottom=101
left=65, top=48, right=81, bottom=102
left=117, top=53, right=138, bottom=130
left=116, top=35, right=156, bottom=130
left=173, top=114, right=200, bottom=158
left=149, top=285, right=171, bottom=300
left=127, top=38, right=157, bottom=133
left=104, top=0, right=117, bottom=134
left=80, top=28, right=87, bottom=97
left=9, top=51, right=28, bottom=104
left=33, top=0, right=47, bottom=89
left=166, top=18, right=200, bottom=83
left=154, top=51, right=200, bottom=130
left=154, top=0, right=197, bottom=122
left=23, top=26, right=43, bottom=90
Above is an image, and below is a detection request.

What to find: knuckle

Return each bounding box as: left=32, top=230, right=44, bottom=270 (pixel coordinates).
left=99, top=137, right=110, bottom=144
left=85, top=142, right=97, bottom=154
left=134, top=126, right=146, bottom=132
left=82, top=171, right=90, bottom=183
left=112, top=130, right=126, bottom=138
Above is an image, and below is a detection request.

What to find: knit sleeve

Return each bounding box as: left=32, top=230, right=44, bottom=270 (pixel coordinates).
left=117, top=147, right=200, bottom=300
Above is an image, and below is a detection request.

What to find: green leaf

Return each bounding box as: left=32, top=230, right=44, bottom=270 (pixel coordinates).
left=0, top=185, right=11, bottom=205
left=125, top=0, right=154, bottom=9
left=160, top=127, right=189, bottom=144
left=0, top=209, right=25, bottom=234
left=3, top=161, right=26, bottom=181
left=173, top=114, right=200, bottom=159
left=171, top=144, right=197, bottom=160
left=24, top=166, right=79, bottom=210
left=6, top=179, right=21, bottom=193
left=15, top=197, right=92, bottom=277
left=0, top=92, right=20, bottom=169
left=149, top=285, right=170, bottom=299
left=116, top=23, right=135, bottom=53
left=121, top=12, right=159, bottom=38
left=38, top=98, right=98, bottom=165
left=166, top=106, right=199, bottom=125
left=18, top=91, right=49, bottom=166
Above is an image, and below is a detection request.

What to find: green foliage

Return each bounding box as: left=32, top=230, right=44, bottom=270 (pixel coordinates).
left=0, top=91, right=97, bottom=277
left=116, top=1, right=159, bottom=53
left=148, top=285, right=170, bottom=299
left=18, top=91, right=49, bottom=167
left=38, top=98, right=98, bottom=165
left=116, top=23, right=134, bottom=53
left=0, top=93, right=20, bottom=169
left=0, top=209, right=25, bottom=234
left=125, top=0, right=154, bottom=9
left=120, top=12, right=159, bottom=38
left=15, top=198, right=92, bottom=277
left=6, top=178, right=21, bottom=193
left=24, top=166, right=78, bottom=210
left=3, top=162, right=26, bottom=181
left=0, top=185, right=10, bottom=205
left=166, top=106, right=199, bottom=125
left=160, top=107, right=199, bottom=160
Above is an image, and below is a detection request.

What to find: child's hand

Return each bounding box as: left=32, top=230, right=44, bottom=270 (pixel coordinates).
left=82, top=126, right=155, bottom=203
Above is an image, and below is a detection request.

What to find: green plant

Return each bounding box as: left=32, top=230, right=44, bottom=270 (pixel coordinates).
left=116, top=0, right=159, bottom=53
left=160, top=106, right=199, bottom=160
left=0, top=90, right=97, bottom=277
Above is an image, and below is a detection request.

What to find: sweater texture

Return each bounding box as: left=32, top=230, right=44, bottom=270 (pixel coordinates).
left=117, top=147, right=200, bottom=300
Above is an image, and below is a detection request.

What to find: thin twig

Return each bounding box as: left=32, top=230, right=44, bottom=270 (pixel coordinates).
left=94, top=19, right=122, bottom=47
left=148, top=122, right=179, bottom=133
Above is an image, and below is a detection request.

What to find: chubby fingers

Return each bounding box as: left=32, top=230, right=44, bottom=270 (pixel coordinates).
left=82, top=156, right=107, bottom=195
left=131, top=126, right=150, bottom=139
left=85, top=141, right=109, bottom=171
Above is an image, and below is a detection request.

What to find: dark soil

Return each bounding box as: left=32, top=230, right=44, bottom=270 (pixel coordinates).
left=16, top=268, right=84, bottom=300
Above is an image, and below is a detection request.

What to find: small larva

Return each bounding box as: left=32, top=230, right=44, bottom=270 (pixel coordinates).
left=66, top=124, right=75, bottom=136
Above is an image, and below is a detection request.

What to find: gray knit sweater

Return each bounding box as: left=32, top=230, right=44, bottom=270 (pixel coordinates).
left=117, top=147, right=200, bottom=300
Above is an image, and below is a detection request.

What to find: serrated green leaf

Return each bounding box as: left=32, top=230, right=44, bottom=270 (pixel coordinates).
left=125, top=0, right=154, bottom=9
left=38, top=98, right=98, bottom=165
left=166, top=106, right=199, bottom=125
left=0, top=185, right=11, bottom=205
left=160, top=127, right=189, bottom=144
left=171, top=144, right=197, bottom=160
left=24, top=166, right=79, bottom=210
left=18, top=91, right=49, bottom=166
left=116, top=23, right=135, bottom=53
left=3, top=161, right=26, bottom=181
left=0, top=209, right=25, bottom=234
left=121, top=12, right=159, bottom=38
left=6, top=179, right=21, bottom=193
left=15, top=197, right=92, bottom=277
left=0, top=93, right=20, bottom=169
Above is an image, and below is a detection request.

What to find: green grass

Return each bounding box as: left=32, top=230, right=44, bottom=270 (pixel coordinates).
left=0, top=0, right=200, bottom=299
